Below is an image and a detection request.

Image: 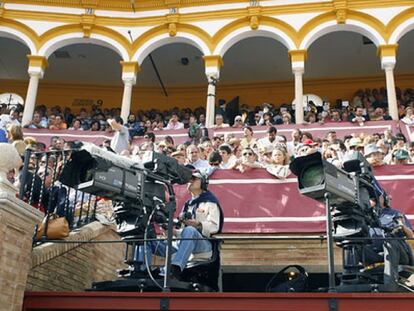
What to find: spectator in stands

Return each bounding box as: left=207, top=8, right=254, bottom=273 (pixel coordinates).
left=297, top=140, right=318, bottom=157
left=371, top=107, right=392, bottom=121
left=234, top=147, right=262, bottom=173
left=188, top=115, right=201, bottom=144
left=68, top=119, right=83, bottom=131
left=186, top=144, right=209, bottom=172
left=24, top=112, right=47, bottom=129
left=349, top=107, right=369, bottom=125
left=126, top=114, right=143, bottom=137
left=401, top=107, right=414, bottom=125
left=364, top=144, right=385, bottom=167
left=392, top=149, right=410, bottom=165
left=218, top=144, right=237, bottom=169
left=165, top=113, right=184, bottom=130
left=171, top=150, right=186, bottom=165
left=253, top=113, right=261, bottom=126
left=326, top=131, right=338, bottom=144
left=232, top=115, right=244, bottom=128
left=212, top=114, right=229, bottom=128
left=90, top=120, right=101, bottom=131
left=329, top=109, right=342, bottom=122
left=304, top=112, right=317, bottom=124
left=6, top=124, right=26, bottom=156
left=265, top=147, right=290, bottom=179
left=108, top=117, right=130, bottom=154
left=258, top=126, right=278, bottom=150
left=347, top=137, right=364, bottom=155
left=240, top=126, right=257, bottom=150
left=287, top=129, right=302, bottom=157
left=281, top=112, right=292, bottom=125
left=323, top=145, right=342, bottom=168
left=0, top=107, right=20, bottom=130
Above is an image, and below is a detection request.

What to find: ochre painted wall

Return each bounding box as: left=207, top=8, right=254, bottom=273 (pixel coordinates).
left=1, top=74, right=414, bottom=113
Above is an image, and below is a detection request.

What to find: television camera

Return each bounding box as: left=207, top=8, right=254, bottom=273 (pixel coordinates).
left=290, top=151, right=412, bottom=292
left=59, top=143, right=218, bottom=292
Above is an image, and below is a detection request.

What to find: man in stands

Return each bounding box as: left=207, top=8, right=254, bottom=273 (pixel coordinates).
left=143, top=171, right=223, bottom=280
left=371, top=107, right=392, bottom=121
left=364, top=144, right=385, bottom=167
left=108, top=116, right=130, bottom=154
left=211, top=114, right=229, bottom=129
left=349, top=107, right=370, bottom=125
left=329, top=109, right=342, bottom=122
left=0, top=107, right=20, bottom=130
left=186, top=144, right=209, bottom=172
left=165, top=113, right=184, bottom=130
left=24, top=112, right=47, bottom=129
left=367, top=191, right=413, bottom=288
left=258, top=127, right=278, bottom=150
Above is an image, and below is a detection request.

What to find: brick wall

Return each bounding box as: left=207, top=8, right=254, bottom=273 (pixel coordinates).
left=26, top=222, right=126, bottom=292
left=0, top=185, right=43, bottom=311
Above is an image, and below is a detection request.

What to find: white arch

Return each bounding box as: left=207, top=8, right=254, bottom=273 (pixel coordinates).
left=133, top=32, right=211, bottom=65
left=0, top=26, right=37, bottom=54
left=300, top=20, right=386, bottom=49
left=38, top=32, right=129, bottom=60
left=214, top=25, right=296, bottom=57
left=389, top=16, right=414, bottom=44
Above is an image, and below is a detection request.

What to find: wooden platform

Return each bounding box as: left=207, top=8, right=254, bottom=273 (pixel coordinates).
left=23, top=292, right=414, bottom=311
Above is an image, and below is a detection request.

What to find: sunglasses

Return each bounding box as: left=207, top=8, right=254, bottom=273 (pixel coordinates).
left=235, top=119, right=242, bottom=122
left=242, top=152, right=253, bottom=156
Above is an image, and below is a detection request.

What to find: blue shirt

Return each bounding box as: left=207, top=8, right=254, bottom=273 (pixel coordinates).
left=0, top=128, right=7, bottom=143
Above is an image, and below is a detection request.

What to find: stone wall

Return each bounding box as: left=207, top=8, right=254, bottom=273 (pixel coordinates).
left=26, top=222, right=126, bottom=292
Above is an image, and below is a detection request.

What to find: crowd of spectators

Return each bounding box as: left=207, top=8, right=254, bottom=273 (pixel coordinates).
left=1, top=87, right=414, bottom=141
left=1, top=87, right=414, bottom=217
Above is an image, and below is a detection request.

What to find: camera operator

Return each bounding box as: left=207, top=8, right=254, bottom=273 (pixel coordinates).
left=367, top=191, right=414, bottom=287
left=142, top=170, right=223, bottom=280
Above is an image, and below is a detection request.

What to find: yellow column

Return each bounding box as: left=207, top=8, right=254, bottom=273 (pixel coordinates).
left=203, top=56, right=223, bottom=128
left=378, top=45, right=398, bottom=121
left=120, top=61, right=140, bottom=123
left=22, top=56, right=48, bottom=126
left=289, top=50, right=307, bottom=125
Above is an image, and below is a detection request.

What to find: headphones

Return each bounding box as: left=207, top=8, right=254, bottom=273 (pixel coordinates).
left=193, top=171, right=209, bottom=191
left=200, top=174, right=209, bottom=191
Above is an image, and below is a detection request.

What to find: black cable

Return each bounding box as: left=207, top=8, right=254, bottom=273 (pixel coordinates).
left=149, top=54, right=168, bottom=97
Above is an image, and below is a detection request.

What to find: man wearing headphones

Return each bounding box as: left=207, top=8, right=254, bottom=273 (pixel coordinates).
left=367, top=191, right=413, bottom=287
left=143, top=170, right=223, bottom=279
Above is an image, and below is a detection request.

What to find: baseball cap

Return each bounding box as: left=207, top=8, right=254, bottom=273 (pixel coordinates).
left=393, top=149, right=409, bottom=160
left=364, top=144, right=382, bottom=157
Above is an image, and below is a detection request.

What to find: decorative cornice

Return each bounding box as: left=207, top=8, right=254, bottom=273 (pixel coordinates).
left=80, top=13, right=95, bottom=38
left=247, top=6, right=261, bottom=30
left=288, top=50, right=307, bottom=63
left=203, top=55, right=223, bottom=69
left=27, top=55, right=48, bottom=71
left=378, top=44, right=398, bottom=58
left=333, top=0, right=347, bottom=24
left=166, top=13, right=179, bottom=37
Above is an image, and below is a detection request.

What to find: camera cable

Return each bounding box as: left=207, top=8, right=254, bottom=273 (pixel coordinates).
left=143, top=203, right=163, bottom=290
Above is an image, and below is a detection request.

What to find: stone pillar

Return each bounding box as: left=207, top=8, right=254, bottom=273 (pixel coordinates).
left=289, top=50, right=307, bottom=125
left=120, top=61, right=140, bottom=123
left=0, top=144, right=43, bottom=311
left=22, top=56, right=48, bottom=126
left=203, top=56, right=223, bottom=128
left=379, top=45, right=399, bottom=120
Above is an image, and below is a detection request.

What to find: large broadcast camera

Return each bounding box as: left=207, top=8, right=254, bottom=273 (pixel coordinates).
left=59, top=143, right=198, bottom=291
left=290, top=151, right=394, bottom=292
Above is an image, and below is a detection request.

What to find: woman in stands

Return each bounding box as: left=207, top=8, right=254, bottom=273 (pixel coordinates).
left=234, top=147, right=262, bottom=173
left=265, top=147, right=290, bottom=179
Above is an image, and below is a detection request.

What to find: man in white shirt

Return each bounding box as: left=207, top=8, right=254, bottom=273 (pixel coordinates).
left=0, top=108, right=20, bottom=130
left=142, top=171, right=223, bottom=279
left=165, top=113, right=184, bottom=130
left=108, top=117, right=130, bottom=154
left=257, top=126, right=279, bottom=151
left=210, top=114, right=229, bottom=129
left=186, top=144, right=210, bottom=172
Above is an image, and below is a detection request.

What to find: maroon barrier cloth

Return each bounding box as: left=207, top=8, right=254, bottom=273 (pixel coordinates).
left=24, top=121, right=402, bottom=147
left=23, top=129, right=114, bottom=147
left=173, top=165, right=414, bottom=234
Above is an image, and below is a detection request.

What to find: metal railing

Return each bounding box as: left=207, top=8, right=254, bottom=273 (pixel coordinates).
left=19, top=148, right=98, bottom=243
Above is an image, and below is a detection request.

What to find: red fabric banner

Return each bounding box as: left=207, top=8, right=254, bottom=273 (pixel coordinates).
left=174, top=165, right=414, bottom=234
